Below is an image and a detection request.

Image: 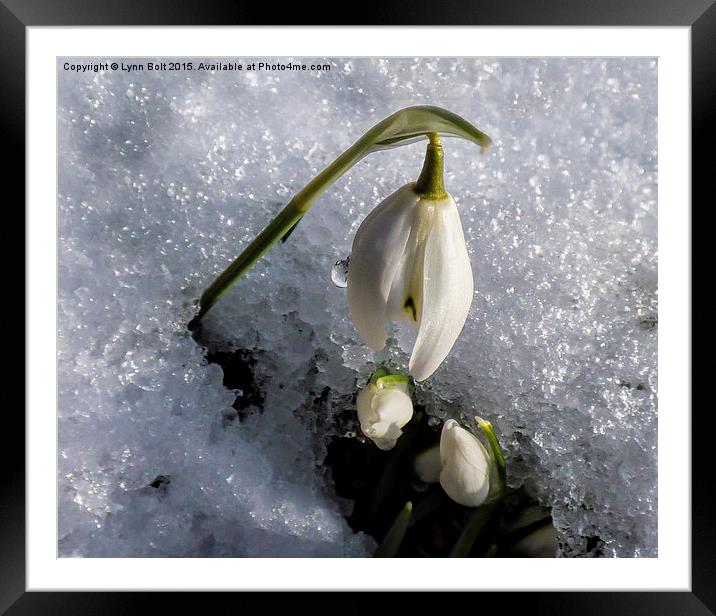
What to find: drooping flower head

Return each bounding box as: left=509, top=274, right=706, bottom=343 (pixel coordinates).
left=347, top=135, right=473, bottom=381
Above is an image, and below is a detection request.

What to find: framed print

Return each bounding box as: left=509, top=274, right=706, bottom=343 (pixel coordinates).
left=8, top=0, right=712, bottom=611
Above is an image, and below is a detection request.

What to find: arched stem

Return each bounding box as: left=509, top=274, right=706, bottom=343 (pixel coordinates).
left=188, top=106, right=491, bottom=329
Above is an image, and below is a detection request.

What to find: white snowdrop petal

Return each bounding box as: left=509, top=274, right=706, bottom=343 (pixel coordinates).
left=409, top=195, right=474, bottom=381
left=346, top=185, right=420, bottom=349
left=356, top=386, right=377, bottom=426
left=386, top=195, right=425, bottom=323
left=373, top=432, right=402, bottom=451
left=373, top=388, right=414, bottom=427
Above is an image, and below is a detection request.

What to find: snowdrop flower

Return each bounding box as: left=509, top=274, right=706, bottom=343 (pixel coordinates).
left=412, top=418, right=499, bottom=507
left=346, top=135, right=473, bottom=381
left=357, top=371, right=413, bottom=450
left=438, top=419, right=492, bottom=507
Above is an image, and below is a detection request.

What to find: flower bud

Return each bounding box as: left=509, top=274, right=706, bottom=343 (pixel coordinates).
left=439, top=419, right=491, bottom=507
left=356, top=373, right=413, bottom=450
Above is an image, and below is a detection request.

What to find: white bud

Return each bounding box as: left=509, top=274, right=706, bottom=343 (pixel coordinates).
left=356, top=377, right=413, bottom=451
left=439, top=419, right=491, bottom=507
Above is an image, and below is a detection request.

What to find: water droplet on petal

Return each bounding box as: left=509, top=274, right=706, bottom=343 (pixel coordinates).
left=331, top=256, right=350, bottom=288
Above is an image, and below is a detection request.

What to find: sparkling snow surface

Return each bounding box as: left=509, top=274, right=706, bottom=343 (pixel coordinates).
left=58, top=58, right=657, bottom=557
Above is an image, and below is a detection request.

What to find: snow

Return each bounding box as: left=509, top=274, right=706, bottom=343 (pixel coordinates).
left=58, top=57, right=657, bottom=557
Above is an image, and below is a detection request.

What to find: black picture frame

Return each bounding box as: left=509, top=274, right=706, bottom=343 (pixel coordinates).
left=7, top=0, right=710, bottom=611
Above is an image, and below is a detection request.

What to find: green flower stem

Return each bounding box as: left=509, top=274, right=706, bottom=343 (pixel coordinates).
left=188, top=206, right=303, bottom=329
left=374, top=501, right=413, bottom=558
left=449, top=502, right=499, bottom=558
left=414, top=133, right=447, bottom=200
left=188, top=106, right=491, bottom=329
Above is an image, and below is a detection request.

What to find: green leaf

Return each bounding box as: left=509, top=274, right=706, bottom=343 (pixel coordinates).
left=409, top=487, right=446, bottom=526
left=476, top=417, right=507, bottom=495
left=374, top=501, right=413, bottom=558
left=449, top=503, right=498, bottom=558
left=369, top=412, right=423, bottom=519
